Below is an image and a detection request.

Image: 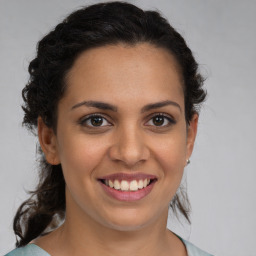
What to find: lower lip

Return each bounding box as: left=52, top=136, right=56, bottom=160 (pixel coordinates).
left=99, top=181, right=156, bottom=202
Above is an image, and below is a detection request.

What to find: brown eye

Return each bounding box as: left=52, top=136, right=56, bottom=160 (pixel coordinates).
left=152, top=116, right=165, bottom=126
left=80, top=114, right=111, bottom=127
left=91, top=116, right=103, bottom=126
left=145, top=114, right=176, bottom=127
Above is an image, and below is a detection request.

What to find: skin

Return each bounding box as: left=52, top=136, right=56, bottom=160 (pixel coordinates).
left=36, top=43, right=198, bottom=256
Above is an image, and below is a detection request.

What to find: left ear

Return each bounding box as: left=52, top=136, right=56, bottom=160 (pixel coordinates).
left=186, top=113, right=198, bottom=162
left=38, top=117, right=60, bottom=165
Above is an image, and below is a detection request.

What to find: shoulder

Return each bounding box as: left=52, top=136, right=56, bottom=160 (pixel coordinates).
left=4, top=244, right=50, bottom=256
left=181, top=238, right=214, bottom=256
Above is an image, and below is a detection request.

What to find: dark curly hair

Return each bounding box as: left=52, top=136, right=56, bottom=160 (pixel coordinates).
left=13, top=1, right=206, bottom=247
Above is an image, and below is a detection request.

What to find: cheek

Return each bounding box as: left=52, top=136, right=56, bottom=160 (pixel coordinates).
left=57, top=135, right=109, bottom=208
left=57, top=133, right=108, bottom=181
left=154, top=132, right=187, bottom=171
left=152, top=132, right=187, bottom=196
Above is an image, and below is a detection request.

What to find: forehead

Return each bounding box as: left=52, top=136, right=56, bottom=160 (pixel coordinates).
left=64, top=43, right=184, bottom=108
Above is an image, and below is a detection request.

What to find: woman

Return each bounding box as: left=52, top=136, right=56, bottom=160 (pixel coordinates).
left=6, top=2, right=212, bottom=256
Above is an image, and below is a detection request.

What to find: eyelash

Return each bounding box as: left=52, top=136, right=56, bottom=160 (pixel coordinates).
left=79, top=113, right=176, bottom=128
left=146, top=113, right=176, bottom=127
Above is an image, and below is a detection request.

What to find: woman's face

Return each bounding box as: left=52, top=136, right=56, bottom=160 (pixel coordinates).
left=40, top=43, right=197, bottom=231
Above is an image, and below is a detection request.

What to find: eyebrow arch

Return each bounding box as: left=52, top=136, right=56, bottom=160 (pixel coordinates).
left=71, top=100, right=181, bottom=113
left=141, top=100, right=181, bottom=113
left=71, top=101, right=118, bottom=112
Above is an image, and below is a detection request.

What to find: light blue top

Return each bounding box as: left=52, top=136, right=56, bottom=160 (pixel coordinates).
left=5, top=244, right=50, bottom=256
left=5, top=238, right=213, bottom=256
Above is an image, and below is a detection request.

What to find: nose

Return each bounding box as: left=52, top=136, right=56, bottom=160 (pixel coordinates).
left=108, top=125, right=150, bottom=168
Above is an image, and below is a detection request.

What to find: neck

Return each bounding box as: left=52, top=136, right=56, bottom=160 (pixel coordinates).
left=60, top=208, right=171, bottom=256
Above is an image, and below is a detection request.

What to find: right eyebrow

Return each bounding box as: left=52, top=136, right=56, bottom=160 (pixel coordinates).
left=141, top=100, right=181, bottom=113
left=71, top=100, right=118, bottom=112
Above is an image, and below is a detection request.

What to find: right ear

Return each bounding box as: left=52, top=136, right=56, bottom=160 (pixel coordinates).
left=38, top=117, right=60, bottom=165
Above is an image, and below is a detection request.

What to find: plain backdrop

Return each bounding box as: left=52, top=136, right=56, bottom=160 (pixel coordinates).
left=1, top=0, right=256, bottom=255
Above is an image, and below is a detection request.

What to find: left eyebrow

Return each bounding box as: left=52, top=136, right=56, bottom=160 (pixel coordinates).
left=71, top=100, right=118, bottom=112
left=141, top=100, right=181, bottom=113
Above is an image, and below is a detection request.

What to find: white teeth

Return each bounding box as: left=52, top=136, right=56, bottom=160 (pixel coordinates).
left=120, top=180, right=129, bottom=191
left=114, top=180, right=121, bottom=190
left=130, top=180, right=138, bottom=191
left=109, top=180, right=114, bottom=188
left=138, top=180, right=144, bottom=189
left=104, top=178, right=152, bottom=191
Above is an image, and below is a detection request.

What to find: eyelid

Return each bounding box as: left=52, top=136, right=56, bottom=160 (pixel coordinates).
left=78, top=112, right=176, bottom=128
left=79, top=113, right=112, bottom=127
left=144, top=112, right=176, bottom=126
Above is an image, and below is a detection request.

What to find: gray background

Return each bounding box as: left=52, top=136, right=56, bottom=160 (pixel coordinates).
left=1, top=0, right=256, bottom=255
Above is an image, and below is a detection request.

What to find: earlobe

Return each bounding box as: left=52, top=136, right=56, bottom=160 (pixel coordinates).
left=38, top=117, right=60, bottom=165
left=186, top=113, right=198, bottom=163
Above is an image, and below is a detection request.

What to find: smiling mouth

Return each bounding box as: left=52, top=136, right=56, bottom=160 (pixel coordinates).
left=99, top=178, right=156, bottom=192
left=98, top=173, right=157, bottom=201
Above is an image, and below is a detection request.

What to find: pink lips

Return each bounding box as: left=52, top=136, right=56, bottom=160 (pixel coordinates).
left=98, top=173, right=157, bottom=181
left=98, top=173, right=157, bottom=202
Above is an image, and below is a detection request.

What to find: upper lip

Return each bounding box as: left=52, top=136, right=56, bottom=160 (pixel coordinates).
left=98, top=172, right=157, bottom=181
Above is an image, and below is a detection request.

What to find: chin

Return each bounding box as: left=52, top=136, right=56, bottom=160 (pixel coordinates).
left=98, top=208, right=162, bottom=232
left=105, top=220, right=149, bottom=232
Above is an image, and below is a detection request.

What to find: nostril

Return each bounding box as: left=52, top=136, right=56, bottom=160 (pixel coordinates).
left=108, top=138, right=150, bottom=167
